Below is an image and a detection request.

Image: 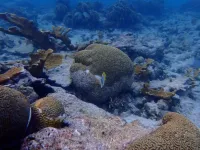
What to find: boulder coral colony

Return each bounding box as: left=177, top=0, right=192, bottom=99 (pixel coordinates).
left=0, top=0, right=200, bottom=149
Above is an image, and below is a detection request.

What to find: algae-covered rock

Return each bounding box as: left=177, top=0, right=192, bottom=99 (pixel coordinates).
left=70, top=44, right=134, bottom=104
left=0, top=86, right=31, bottom=145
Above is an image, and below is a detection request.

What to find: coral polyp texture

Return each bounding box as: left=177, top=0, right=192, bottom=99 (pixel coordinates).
left=31, top=96, right=66, bottom=132
left=0, top=67, right=23, bottom=84
left=126, top=112, right=200, bottom=150
left=0, top=86, right=31, bottom=145
left=70, top=44, right=134, bottom=103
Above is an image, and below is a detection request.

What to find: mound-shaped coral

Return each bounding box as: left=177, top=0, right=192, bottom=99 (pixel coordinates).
left=0, top=86, right=31, bottom=145
left=31, top=96, right=66, bottom=132
left=106, top=0, right=141, bottom=28
left=126, top=112, right=200, bottom=150
left=70, top=44, right=134, bottom=104
left=63, top=2, right=100, bottom=29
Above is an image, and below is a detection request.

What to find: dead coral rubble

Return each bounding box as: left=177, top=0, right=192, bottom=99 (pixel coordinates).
left=126, top=112, right=200, bottom=150
left=0, top=13, right=75, bottom=50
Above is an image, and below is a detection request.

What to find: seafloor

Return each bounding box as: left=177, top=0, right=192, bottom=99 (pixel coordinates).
left=0, top=0, right=200, bottom=150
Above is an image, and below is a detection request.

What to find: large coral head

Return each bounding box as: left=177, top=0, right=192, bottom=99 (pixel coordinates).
left=0, top=86, right=31, bottom=145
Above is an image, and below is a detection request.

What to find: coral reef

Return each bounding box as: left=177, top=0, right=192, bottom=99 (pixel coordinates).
left=0, top=13, right=75, bottom=50
left=0, top=86, right=31, bottom=146
left=134, top=58, right=154, bottom=80
left=142, top=83, right=176, bottom=100
left=0, top=67, right=23, bottom=84
left=26, top=49, right=64, bottom=77
left=63, top=2, right=100, bottom=29
left=126, top=112, right=200, bottom=150
left=133, top=57, right=165, bottom=81
left=106, top=0, right=141, bottom=28
left=30, top=96, right=67, bottom=132
left=22, top=92, right=153, bottom=149
left=55, top=0, right=70, bottom=21
left=70, top=44, right=134, bottom=103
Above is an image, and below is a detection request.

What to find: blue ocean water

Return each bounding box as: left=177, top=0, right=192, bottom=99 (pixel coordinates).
left=0, top=0, right=200, bottom=149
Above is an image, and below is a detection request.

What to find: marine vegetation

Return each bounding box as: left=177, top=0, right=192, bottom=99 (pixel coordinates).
left=0, top=13, right=75, bottom=50
left=126, top=112, right=200, bottom=150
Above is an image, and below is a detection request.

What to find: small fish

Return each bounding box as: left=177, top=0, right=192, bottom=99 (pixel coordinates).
left=101, top=72, right=106, bottom=88
left=95, top=72, right=106, bottom=88
left=25, top=107, right=32, bottom=132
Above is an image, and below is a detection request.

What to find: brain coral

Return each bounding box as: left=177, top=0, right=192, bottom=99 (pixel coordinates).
left=70, top=44, right=134, bottom=103
left=71, top=44, right=133, bottom=85
left=0, top=86, right=31, bottom=144
left=31, top=96, right=66, bottom=132
left=126, top=112, right=200, bottom=150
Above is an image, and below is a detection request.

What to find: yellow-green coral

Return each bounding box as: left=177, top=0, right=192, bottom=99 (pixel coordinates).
left=71, top=44, right=133, bottom=85
left=126, top=112, right=200, bottom=150
left=142, top=83, right=176, bottom=100
left=0, top=86, right=31, bottom=144
left=31, top=97, right=65, bottom=131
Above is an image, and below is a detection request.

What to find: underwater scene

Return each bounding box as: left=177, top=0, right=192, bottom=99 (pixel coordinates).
left=0, top=0, right=200, bottom=149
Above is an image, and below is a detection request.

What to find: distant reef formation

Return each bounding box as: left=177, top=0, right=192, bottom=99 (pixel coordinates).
left=54, top=0, right=165, bottom=29
left=0, top=13, right=75, bottom=51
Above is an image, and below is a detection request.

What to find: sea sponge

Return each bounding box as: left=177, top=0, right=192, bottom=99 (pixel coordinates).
left=0, top=86, right=31, bottom=144
left=0, top=67, right=23, bottom=84
left=70, top=44, right=134, bottom=103
left=31, top=97, right=66, bottom=132
left=126, top=112, right=200, bottom=150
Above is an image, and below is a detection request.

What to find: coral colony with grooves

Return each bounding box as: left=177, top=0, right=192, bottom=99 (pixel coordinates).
left=0, top=0, right=200, bottom=149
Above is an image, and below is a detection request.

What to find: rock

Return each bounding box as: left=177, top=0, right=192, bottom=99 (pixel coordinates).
left=131, top=81, right=143, bottom=96
left=49, top=92, right=111, bottom=118
left=144, top=102, right=161, bottom=119
left=157, top=99, right=169, bottom=110
left=46, top=57, right=73, bottom=88
left=22, top=116, right=153, bottom=150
